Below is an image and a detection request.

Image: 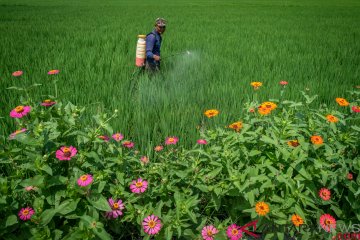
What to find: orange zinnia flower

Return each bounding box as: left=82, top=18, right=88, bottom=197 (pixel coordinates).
left=258, top=106, right=271, bottom=115
left=291, top=214, right=304, bottom=227
left=288, top=140, right=300, bottom=147
left=250, top=82, right=262, bottom=90
left=228, top=121, right=243, bottom=132
left=335, top=98, right=349, bottom=107
left=311, top=135, right=323, bottom=145
left=255, top=202, right=270, bottom=216
left=261, top=102, right=277, bottom=111
left=204, top=109, right=219, bottom=118
left=326, top=115, right=338, bottom=123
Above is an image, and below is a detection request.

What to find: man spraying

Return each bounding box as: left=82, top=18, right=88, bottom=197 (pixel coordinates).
left=145, top=18, right=166, bottom=72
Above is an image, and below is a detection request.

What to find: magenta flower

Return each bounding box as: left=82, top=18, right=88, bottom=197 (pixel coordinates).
left=226, top=224, right=243, bottom=240
left=112, top=133, right=124, bottom=142
left=41, top=99, right=56, bottom=107
left=10, top=105, right=31, bottom=118
left=197, top=139, right=208, bottom=145
left=141, top=156, right=149, bottom=164
left=122, top=141, right=134, bottom=148
left=352, top=106, right=360, bottom=113
left=142, top=215, right=162, bottom=235
left=130, top=178, right=148, bottom=194
left=99, top=135, right=110, bottom=142
left=56, top=146, right=77, bottom=160
left=18, top=207, right=35, bottom=221
left=105, top=198, right=125, bottom=219
left=279, top=80, right=288, bottom=86
left=154, top=145, right=163, bottom=152
left=48, top=69, right=60, bottom=75
left=165, top=136, right=179, bottom=145
left=201, top=225, right=219, bottom=240
left=9, top=128, right=27, bottom=139
left=77, top=174, right=93, bottom=187
left=12, top=70, right=23, bottom=77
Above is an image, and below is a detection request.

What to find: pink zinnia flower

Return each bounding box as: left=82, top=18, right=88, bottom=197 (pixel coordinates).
left=24, top=186, right=38, bottom=191
left=142, top=215, right=162, bottom=235
left=319, top=214, right=336, bottom=232
left=202, top=225, right=219, bottom=240
left=249, top=108, right=255, bottom=113
left=18, top=207, right=35, bottom=221
left=122, top=141, right=134, bottom=148
left=347, top=173, right=353, bottom=180
left=165, top=136, right=179, bottom=145
left=154, top=145, right=163, bottom=152
left=197, top=139, right=208, bottom=145
left=56, top=146, right=77, bottom=160
left=10, top=105, right=31, bottom=118
left=226, top=224, right=243, bottom=240
left=130, top=178, right=148, bottom=194
left=319, top=188, right=331, bottom=201
left=48, top=69, right=60, bottom=75
left=141, top=156, right=149, bottom=164
left=12, top=70, right=23, bottom=77
left=279, top=80, right=288, bottom=86
left=9, top=128, right=27, bottom=139
left=112, top=133, right=124, bottom=142
left=77, top=174, right=93, bottom=187
left=99, top=135, right=110, bottom=142
left=105, top=198, right=125, bottom=219
left=41, top=99, right=56, bottom=107
left=352, top=106, right=360, bottom=113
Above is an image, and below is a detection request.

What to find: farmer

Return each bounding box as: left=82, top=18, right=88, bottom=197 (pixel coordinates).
left=145, top=18, right=166, bottom=72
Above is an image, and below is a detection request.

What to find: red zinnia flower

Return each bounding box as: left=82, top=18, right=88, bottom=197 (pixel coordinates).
left=319, top=188, right=331, bottom=201
left=319, top=214, right=336, bottom=232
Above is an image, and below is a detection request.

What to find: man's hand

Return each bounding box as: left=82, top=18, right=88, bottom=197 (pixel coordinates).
left=153, top=55, right=161, bottom=61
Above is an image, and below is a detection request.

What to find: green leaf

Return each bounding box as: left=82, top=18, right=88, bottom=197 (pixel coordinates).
left=40, top=209, right=56, bottom=225
left=57, top=199, right=80, bottom=215
left=6, top=215, right=18, bottom=227
left=41, top=164, right=53, bottom=176
left=165, top=226, right=173, bottom=240
left=87, top=194, right=111, bottom=212
left=97, top=181, right=106, bottom=194
left=206, top=167, right=222, bottom=179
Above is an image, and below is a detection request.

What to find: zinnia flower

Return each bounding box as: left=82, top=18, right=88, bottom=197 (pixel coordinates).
left=226, top=224, right=243, bottom=240
left=9, top=128, right=27, bottom=139
left=12, top=70, right=23, bottom=77
left=258, top=106, right=271, bottom=115
left=24, top=186, right=38, bottom=191
left=18, top=207, right=35, bottom=221
left=311, top=135, right=323, bottom=145
left=154, top=145, right=163, bottom=152
left=326, top=115, right=338, bottom=123
left=255, top=202, right=270, bottom=216
left=249, top=108, right=255, bottom=113
left=105, top=198, right=125, bottom=219
left=319, top=214, right=336, bottom=232
left=279, top=81, right=288, bottom=86
left=77, top=174, right=93, bottom=187
left=130, top=178, right=148, bottom=194
left=261, top=101, right=277, bottom=111
left=201, top=225, right=219, bottom=240
left=204, top=109, right=219, bottom=118
left=165, top=136, right=179, bottom=145
left=347, top=173, right=353, bottom=180
left=352, top=106, right=360, bottom=113
left=141, top=156, right=149, bottom=164
left=48, top=69, right=60, bottom=75
left=10, top=105, right=31, bottom=118
left=319, top=188, right=331, bottom=201
left=142, top=215, right=162, bottom=235
left=98, top=135, right=110, bottom=142
left=287, top=140, right=300, bottom=147
left=56, top=146, right=77, bottom=160
left=122, top=141, right=134, bottom=148
left=228, top=121, right=243, bottom=132
left=197, top=139, right=208, bottom=145
left=41, top=99, right=56, bottom=107
left=112, top=133, right=124, bottom=142
left=335, top=98, right=349, bottom=107
left=250, top=82, right=262, bottom=90
left=291, top=214, right=304, bottom=227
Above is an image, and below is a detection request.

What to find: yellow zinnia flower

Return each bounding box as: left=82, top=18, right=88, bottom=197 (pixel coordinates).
left=250, top=82, right=262, bottom=89
left=326, top=115, right=339, bottom=123
left=228, top=121, right=243, bottom=132
left=204, top=109, right=219, bottom=118
left=335, top=98, right=349, bottom=107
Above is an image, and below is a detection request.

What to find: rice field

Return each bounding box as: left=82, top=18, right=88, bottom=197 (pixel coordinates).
left=1, top=0, right=359, bottom=149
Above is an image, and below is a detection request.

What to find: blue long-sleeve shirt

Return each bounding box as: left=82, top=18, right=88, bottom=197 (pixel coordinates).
left=146, top=29, right=162, bottom=65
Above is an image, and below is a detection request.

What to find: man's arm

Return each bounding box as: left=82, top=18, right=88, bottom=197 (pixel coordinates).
left=146, top=34, right=155, bottom=59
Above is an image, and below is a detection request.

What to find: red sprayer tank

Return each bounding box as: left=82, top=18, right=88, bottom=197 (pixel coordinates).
left=135, top=35, right=146, bottom=67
